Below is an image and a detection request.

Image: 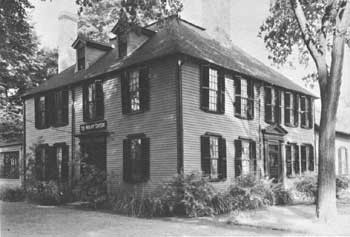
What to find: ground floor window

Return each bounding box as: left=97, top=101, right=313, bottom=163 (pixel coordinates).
left=80, top=136, right=106, bottom=173
left=300, top=144, right=314, bottom=173
left=54, top=143, right=69, bottom=182
left=285, top=143, right=299, bottom=176
left=201, top=134, right=227, bottom=180
left=235, top=139, right=256, bottom=177
left=0, top=151, right=19, bottom=179
left=123, top=134, right=150, bottom=183
left=337, top=147, right=349, bottom=175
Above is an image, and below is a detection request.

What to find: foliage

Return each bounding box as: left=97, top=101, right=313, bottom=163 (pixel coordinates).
left=26, top=180, right=63, bottom=205
left=227, top=175, right=275, bottom=210
left=78, top=0, right=183, bottom=41
left=0, top=187, right=26, bottom=202
left=72, top=163, right=107, bottom=209
left=336, top=175, right=350, bottom=195
left=295, top=175, right=318, bottom=198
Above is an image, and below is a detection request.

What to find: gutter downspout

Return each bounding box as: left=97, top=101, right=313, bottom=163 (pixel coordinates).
left=23, top=98, right=26, bottom=189
left=176, top=57, right=184, bottom=174
left=70, top=87, right=75, bottom=187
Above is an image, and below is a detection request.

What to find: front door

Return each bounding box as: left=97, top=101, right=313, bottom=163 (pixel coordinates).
left=268, top=143, right=281, bottom=181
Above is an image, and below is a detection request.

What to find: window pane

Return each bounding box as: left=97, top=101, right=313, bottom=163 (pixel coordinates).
left=129, top=70, right=140, bottom=112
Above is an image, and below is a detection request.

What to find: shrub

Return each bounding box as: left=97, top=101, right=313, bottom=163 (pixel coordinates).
left=72, top=163, right=107, bottom=209
left=295, top=175, right=317, bottom=198
left=26, top=180, right=63, bottom=205
left=227, top=175, right=275, bottom=210
left=272, top=184, right=293, bottom=205
left=336, top=175, right=350, bottom=197
left=0, top=187, right=26, bottom=202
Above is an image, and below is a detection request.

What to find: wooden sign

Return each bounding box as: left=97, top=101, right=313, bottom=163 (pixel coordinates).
left=80, top=120, right=107, bottom=133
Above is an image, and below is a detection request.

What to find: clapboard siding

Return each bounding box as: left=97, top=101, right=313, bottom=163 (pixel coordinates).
left=181, top=60, right=314, bottom=190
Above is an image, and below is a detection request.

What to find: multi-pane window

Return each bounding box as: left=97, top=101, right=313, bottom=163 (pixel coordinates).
left=285, top=143, right=300, bottom=176
left=0, top=151, right=19, bottom=179
left=300, top=144, right=314, bottom=173
left=234, top=139, right=256, bottom=177
left=129, top=70, right=140, bottom=112
left=35, top=95, right=50, bottom=129
left=235, top=76, right=254, bottom=119
left=83, top=80, right=104, bottom=121
left=53, top=90, right=69, bottom=127
left=200, top=66, right=225, bottom=114
left=54, top=143, right=69, bottom=182
left=284, top=92, right=296, bottom=126
left=337, top=147, right=349, bottom=175
left=77, top=47, right=85, bottom=71
left=121, top=67, right=150, bottom=114
left=123, top=135, right=150, bottom=183
left=300, top=96, right=313, bottom=128
left=201, top=134, right=226, bottom=180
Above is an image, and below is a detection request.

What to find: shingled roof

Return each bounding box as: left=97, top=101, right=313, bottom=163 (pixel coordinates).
left=23, top=17, right=314, bottom=98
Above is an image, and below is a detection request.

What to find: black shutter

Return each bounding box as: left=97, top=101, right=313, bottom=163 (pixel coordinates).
left=247, top=80, right=254, bottom=119
left=62, top=90, right=69, bottom=125
left=140, top=67, right=150, bottom=112
left=45, top=94, right=52, bottom=128
left=218, top=70, right=225, bottom=114
left=308, top=98, right=313, bottom=128
left=309, top=145, right=314, bottom=171
left=284, top=92, right=290, bottom=125
left=219, top=137, right=227, bottom=179
left=294, top=145, right=300, bottom=175
left=275, top=90, right=281, bottom=124
left=47, top=146, right=58, bottom=181
left=83, top=85, right=88, bottom=121
left=200, top=135, right=210, bottom=176
left=61, top=144, right=69, bottom=182
left=95, top=81, right=104, bottom=120
left=35, top=146, right=43, bottom=181
left=200, top=65, right=209, bottom=111
left=234, top=140, right=242, bottom=177
left=249, top=141, right=257, bottom=174
left=121, top=72, right=130, bottom=114
left=294, top=93, right=299, bottom=127
left=123, top=139, right=131, bottom=182
left=234, top=76, right=241, bottom=115
left=142, top=137, right=150, bottom=181
left=34, top=97, right=40, bottom=129
left=265, top=87, right=272, bottom=123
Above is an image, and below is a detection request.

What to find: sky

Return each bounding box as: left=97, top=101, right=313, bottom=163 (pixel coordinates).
left=29, top=0, right=350, bottom=119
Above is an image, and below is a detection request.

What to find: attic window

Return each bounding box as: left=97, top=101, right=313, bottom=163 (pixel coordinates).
left=77, top=46, right=85, bottom=71
left=118, top=36, right=127, bottom=58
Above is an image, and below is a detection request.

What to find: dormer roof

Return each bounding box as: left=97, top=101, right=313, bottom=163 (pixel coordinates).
left=72, top=35, right=113, bottom=51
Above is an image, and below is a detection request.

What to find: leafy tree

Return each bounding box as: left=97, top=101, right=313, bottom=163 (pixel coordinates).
left=77, top=0, right=183, bottom=41
left=259, top=0, right=350, bottom=221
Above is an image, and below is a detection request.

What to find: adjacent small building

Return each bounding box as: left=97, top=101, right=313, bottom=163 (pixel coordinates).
left=22, top=15, right=317, bottom=193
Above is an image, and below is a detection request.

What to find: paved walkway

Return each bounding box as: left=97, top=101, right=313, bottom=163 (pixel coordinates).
left=0, top=201, right=284, bottom=237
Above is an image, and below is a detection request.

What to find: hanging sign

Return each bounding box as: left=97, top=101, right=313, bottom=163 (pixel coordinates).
left=80, top=120, right=107, bottom=133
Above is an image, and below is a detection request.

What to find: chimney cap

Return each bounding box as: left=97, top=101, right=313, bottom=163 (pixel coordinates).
left=58, top=11, right=78, bottom=22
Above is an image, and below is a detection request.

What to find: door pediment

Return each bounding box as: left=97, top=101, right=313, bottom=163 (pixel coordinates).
left=263, top=124, right=288, bottom=136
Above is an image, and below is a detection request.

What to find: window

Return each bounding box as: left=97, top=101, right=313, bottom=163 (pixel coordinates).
left=338, top=147, right=349, bottom=175
left=54, top=143, right=69, bottom=182
left=0, top=151, right=19, bottom=179
left=300, top=144, right=314, bottom=173
left=83, top=80, right=104, bottom=121
left=285, top=143, right=299, bottom=176
left=52, top=90, right=69, bottom=127
left=77, top=47, right=85, bottom=71
left=35, top=95, right=50, bottom=129
left=234, top=139, right=256, bottom=177
left=81, top=136, right=106, bottom=172
left=284, top=92, right=297, bottom=126
left=118, top=35, right=127, bottom=58
left=121, top=67, right=150, bottom=114
left=123, top=134, right=150, bottom=183
left=264, top=87, right=281, bottom=124
left=235, top=76, right=254, bottom=119
left=35, top=144, right=49, bottom=181
left=200, top=66, right=225, bottom=114
left=300, top=96, right=313, bottom=128
left=201, top=134, right=226, bottom=180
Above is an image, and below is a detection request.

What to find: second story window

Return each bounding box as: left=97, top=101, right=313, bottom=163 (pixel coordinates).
left=201, top=134, right=227, bottom=181
left=121, top=67, right=150, bottom=114
left=235, top=76, right=254, bottom=119
left=300, top=96, right=313, bottom=128
left=284, top=92, right=299, bottom=127
left=200, top=65, right=225, bottom=114
left=83, top=80, right=104, bottom=122
left=264, top=87, right=281, bottom=124
left=52, top=90, right=69, bottom=127
left=35, top=95, right=50, bottom=129
left=77, top=47, right=85, bottom=71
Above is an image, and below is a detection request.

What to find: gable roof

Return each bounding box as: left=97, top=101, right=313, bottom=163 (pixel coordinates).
left=23, top=17, right=315, bottom=98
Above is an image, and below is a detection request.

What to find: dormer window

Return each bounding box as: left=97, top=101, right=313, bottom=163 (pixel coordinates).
left=77, top=46, right=85, bottom=71
left=118, top=35, right=127, bottom=58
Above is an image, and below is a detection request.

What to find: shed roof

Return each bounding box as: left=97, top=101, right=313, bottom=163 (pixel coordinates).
left=23, top=17, right=315, bottom=98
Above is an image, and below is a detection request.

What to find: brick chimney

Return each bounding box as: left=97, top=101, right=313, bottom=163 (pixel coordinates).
left=58, top=11, right=78, bottom=73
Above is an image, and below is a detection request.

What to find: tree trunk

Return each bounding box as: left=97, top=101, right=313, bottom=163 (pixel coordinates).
left=316, top=35, right=345, bottom=222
